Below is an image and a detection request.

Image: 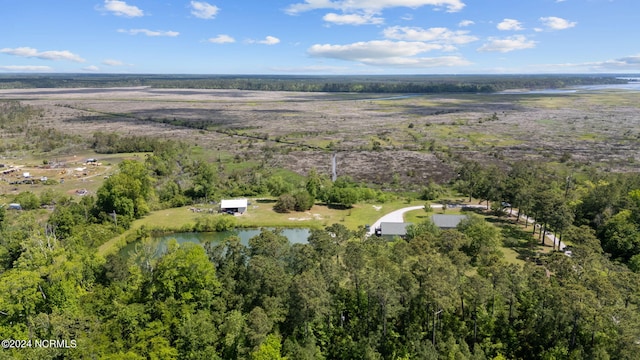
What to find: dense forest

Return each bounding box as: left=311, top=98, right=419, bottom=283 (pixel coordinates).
left=1, top=130, right=640, bottom=359
left=0, top=73, right=628, bottom=93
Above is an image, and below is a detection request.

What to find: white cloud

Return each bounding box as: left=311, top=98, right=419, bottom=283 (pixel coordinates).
left=362, top=55, right=471, bottom=67
left=458, top=20, right=474, bottom=27
left=101, top=0, right=144, bottom=17
left=589, top=54, right=640, bottom=71
left=0, top=47, right=85, bottom=62
left=0, top=65, right=53, bottom=72
left=208, top=34, right=236, bottom=44
left=383, top=26, right=478, bottom=45
left=246, top=36, right=280, bottom=45
left=323, top=12, right=384, bottom=25
left=309, top=40, right=444, bottom=59
left=497, top=19, right=523, bottom=31
left=118, top=29, right=180, bottom=37
left=0, top=47, right=38, bottom=57
left=519, top=55, right=640, bottom=73
left=306, top=40, right=469, bottom=68
left=478, top=35, right=536, bottom=53
left=190, top=1, right=220, bottom=19
left=83, top=65, right=100, bottom=72
left=259, top=36, right=281, bottom=45
left=539, top=16, right=576, bottom=30
left=286, top=0, right=465, bottom=15
left=102, top=59, right=124, bottom=66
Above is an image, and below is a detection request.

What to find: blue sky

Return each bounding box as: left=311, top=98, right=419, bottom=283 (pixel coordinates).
left=1, top=0, right=639, bottom=74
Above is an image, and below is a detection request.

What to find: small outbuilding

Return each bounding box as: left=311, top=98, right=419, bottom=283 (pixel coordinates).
left=431, top=214, right=468, bottom=229
left=220, top=199, right=248, bottom=214
left=376, top=222, right=412, bottom=238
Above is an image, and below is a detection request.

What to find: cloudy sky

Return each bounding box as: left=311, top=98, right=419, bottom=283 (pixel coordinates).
left=1, top=0, right=639, bottom=74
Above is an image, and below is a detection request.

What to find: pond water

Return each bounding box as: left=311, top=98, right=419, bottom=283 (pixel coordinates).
left=120, top=228, right=311, bottom=258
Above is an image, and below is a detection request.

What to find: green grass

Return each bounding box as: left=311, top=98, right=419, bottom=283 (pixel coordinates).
left=269, top=168, right=306, bottom=184
left=304, top=139, right=334, bottom=149
left=98, top=198, right=424, bottom=256
left=463, top=132, right=523, bottom=147
left=578, top=133, right=601, bottom=141
left=403, top=206, right=464, bottom=224
left=404, top=204, right=536, bottom=267
left=517, top=95, right=577, bottom=109
left=536, top=118, right=558, bottom=126
left=501, top=247, right=523, bottom=265
left=582, top=93, right=640, bottom=107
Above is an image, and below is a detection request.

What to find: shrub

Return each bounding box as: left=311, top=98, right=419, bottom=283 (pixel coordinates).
left=194, top=215, right=237, bottom=232
left=274, top=191, right=315, bottom=213
left=419, top=183, right=443, bottom=201
left=274, top=194, right=296, bottom=213
left=13, top=191, right=40, bottom=210
left=293, top=191, right=314, bottom=212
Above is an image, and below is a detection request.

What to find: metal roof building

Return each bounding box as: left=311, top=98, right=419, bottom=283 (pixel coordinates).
left=220, top=199, right=248, bottom=214
left=378, top=222, right=412, bottom=237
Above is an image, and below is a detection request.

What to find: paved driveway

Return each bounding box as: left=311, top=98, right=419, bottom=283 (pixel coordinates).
left=368, top=205, right=425, bottom=236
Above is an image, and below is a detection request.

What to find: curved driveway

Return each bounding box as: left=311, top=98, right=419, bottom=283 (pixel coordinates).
left=367, top=205, right=425, bottom=236
left=366, top=204, right=567, bottom=251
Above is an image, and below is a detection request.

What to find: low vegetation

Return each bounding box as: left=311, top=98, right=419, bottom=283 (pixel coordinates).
left=0, top=76, right=639, bottom=359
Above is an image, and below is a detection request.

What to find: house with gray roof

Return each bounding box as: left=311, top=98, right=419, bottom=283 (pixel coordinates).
left=376, top=222, right=412, bottom=238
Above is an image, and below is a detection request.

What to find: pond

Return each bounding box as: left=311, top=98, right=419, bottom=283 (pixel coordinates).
left=120, top=228, right=311, bottom=258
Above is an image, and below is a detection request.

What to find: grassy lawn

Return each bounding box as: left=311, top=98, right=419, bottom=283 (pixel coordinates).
left=404, top=203, right=541, bottom=266
left=403, top=205, right=469, bottom=224
left=98, top=198, right=425, bottom=256
left=236, top=199, right=427, bottom=230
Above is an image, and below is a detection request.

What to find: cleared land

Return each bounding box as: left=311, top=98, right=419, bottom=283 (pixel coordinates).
left=2, top=86, right=640, bottom=185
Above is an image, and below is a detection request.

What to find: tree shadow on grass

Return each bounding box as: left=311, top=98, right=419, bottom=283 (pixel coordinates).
left=460, top=207, right=485, bottom=215
left=256, top=199, right=276, bottom=204
left=326, top=203, right=352, bottom=210
left=485, top=216, right=513, bottom=225
left=499, top=224, right=541, bottom=261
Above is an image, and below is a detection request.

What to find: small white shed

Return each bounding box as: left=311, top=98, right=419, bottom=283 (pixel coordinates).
left=220, top=199, right=248, bottom=214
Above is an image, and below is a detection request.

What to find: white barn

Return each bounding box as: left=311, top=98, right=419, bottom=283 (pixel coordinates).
left=220, top=199, right=248, bottom=214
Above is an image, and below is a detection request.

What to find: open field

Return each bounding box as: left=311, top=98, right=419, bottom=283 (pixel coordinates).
left=2, top=87, right=640, bottom=186
left=97, top=198, right=425, bottom=256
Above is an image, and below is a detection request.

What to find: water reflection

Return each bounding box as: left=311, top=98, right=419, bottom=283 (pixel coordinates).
left=121, top=228, right=311, bottom=259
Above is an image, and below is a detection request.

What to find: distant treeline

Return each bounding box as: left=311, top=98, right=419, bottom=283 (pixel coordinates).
left=0, top=73, right=629, bottom=93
